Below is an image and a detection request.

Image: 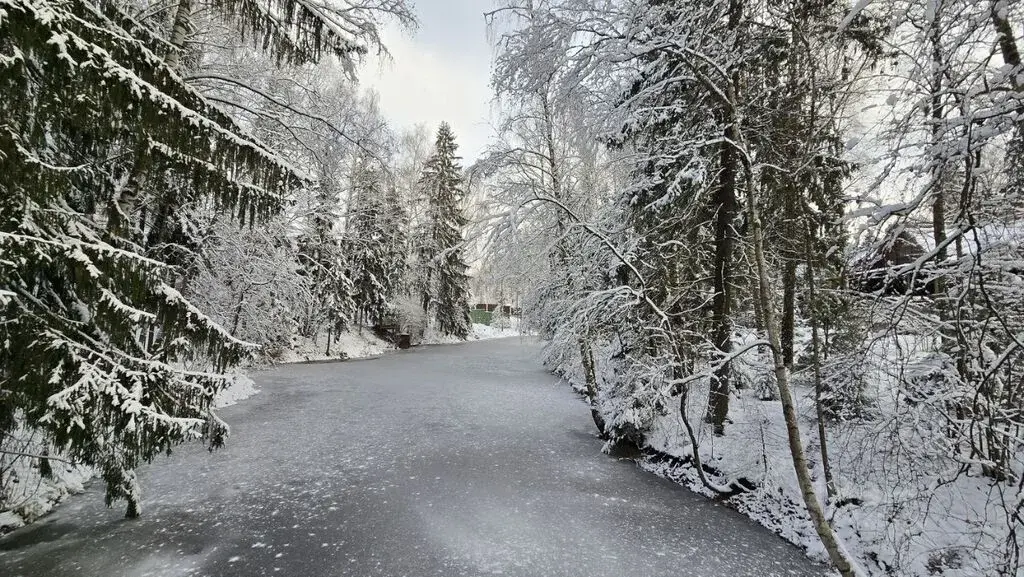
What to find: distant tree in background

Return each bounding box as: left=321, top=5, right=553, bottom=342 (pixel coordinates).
left=348, top=156, right=407, bottom=328
left=296, top=180, right=356, bottom=341
left=414, top=124, right=472, bottom=339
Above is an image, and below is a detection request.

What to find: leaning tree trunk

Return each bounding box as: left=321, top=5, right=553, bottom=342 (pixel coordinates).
left=742, top=154, right=861, bottom=577
left=579, top=339, right=607, bottom=438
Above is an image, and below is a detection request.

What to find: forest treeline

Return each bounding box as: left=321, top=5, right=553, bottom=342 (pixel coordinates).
left=0, top=0, right=474, bottom=519
left=474, top=1, right=1023, bottom=576
left=1, top=0, right=1022, bottom=575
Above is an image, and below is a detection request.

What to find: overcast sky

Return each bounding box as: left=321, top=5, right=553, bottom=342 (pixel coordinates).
left=358, top=0, right=495, bottom=164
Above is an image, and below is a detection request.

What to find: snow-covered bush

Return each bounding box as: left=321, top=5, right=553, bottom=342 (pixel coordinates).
left=393, top=294, right=428, bottom=339
left=490, top=307, right=512, bottom=329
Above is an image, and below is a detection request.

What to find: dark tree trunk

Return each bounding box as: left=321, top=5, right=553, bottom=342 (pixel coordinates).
left=803, top=227, right=835, bottom=499
left=705, top=0, right=744, bottom=437
left=990, top=1, right=1022, bottom=92
left=125, top=495, right=140, bottom=519
left=38, top=450, right=53, bottom=479
left=230, top=287, right=247, bottom=335
left=781, top=259, right=797, bottom=369
left=706, top=122, right=739, bottom=436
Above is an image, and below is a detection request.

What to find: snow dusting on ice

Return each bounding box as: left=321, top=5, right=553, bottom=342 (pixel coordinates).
left=0, top=340, right=825, bottom=577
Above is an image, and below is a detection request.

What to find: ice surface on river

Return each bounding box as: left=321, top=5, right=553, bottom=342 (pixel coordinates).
left=0, top=340, right=827, bottom=577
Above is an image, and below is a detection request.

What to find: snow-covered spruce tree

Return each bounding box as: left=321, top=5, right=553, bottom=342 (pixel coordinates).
left=347, top=157, right=407, bottom=328
left=414, top=124, right=472, bottom=339
left=113, top=0, right=407, bottom=274
left=0, top=0, right=396, bottom=517
left=295, top=162, right=356, bottom=341
left=603, top=0, right=727, bottom=436
left=741, top=0, right=883, bottom=501
left=746, top=0, right=880, bottom=372
left=592, top=0, right=749, bottom=440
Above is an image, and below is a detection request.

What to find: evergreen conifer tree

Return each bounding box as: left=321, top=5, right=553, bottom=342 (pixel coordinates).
left=347, top=158, right=407, bottom=327
left=296, top=180, right=355, bottom=339
left=0, top=0, right=388, bottom=516
left=414, top=124, right=472, bottom=339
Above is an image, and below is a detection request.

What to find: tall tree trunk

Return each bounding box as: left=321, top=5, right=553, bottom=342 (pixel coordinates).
left=230, top=287, right=247, bottom=335
left=579, top=339, right=606, bottom=437
left=929, top=15, right=948, bottom=297
left=990, top=1, right=1022, bottom=91
left=781, top=259, right=797, bottom=368
left=743, top=156, right=861, bottom=577
left=706, top=103, right=739, bottom=437
left=108, top=0, right=194, bottom=247
left=780, top=173, right=799, bottom=369
left=705, top=0, right=743, bottom=436
left=166, top=0, right=193, bottom=69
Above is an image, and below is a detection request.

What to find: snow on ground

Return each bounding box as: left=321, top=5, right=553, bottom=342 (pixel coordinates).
left=609, top=328, right=1019, bottom=577
left=421, top=317, right=526, bottom=344
left=471, top=320, right=523, bottom=340
left=215, top=371, right=259, bottom=408
left=0, top=422, right=92, bottom=535
left=271, top=329, right=391, bottom=364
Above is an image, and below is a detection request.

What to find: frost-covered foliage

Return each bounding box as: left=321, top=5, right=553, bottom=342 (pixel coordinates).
left=0, top=417, right=92, bottom=530
left=0, top=0, right=301, bottom=517
left=482, top=0, right=1024, bottom=575
left=188, top=214, right=304, bottom=358
left=347, top=156, right=407, bottom=327
left=0, top=0, right=413, bottom=518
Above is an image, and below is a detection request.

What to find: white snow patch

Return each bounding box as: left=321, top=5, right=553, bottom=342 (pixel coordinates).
left=215, top=371, right=259, bottom=408
left=470, top=320, right=524, bottom=340
left=0, top=511, right=25, bottom=534
left=421, top=317, right=528, bottom=344
left=272, top=329, right=390, bottom=364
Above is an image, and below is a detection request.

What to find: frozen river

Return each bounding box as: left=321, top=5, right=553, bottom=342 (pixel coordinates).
left=0, top=338, right=827, bottom=577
